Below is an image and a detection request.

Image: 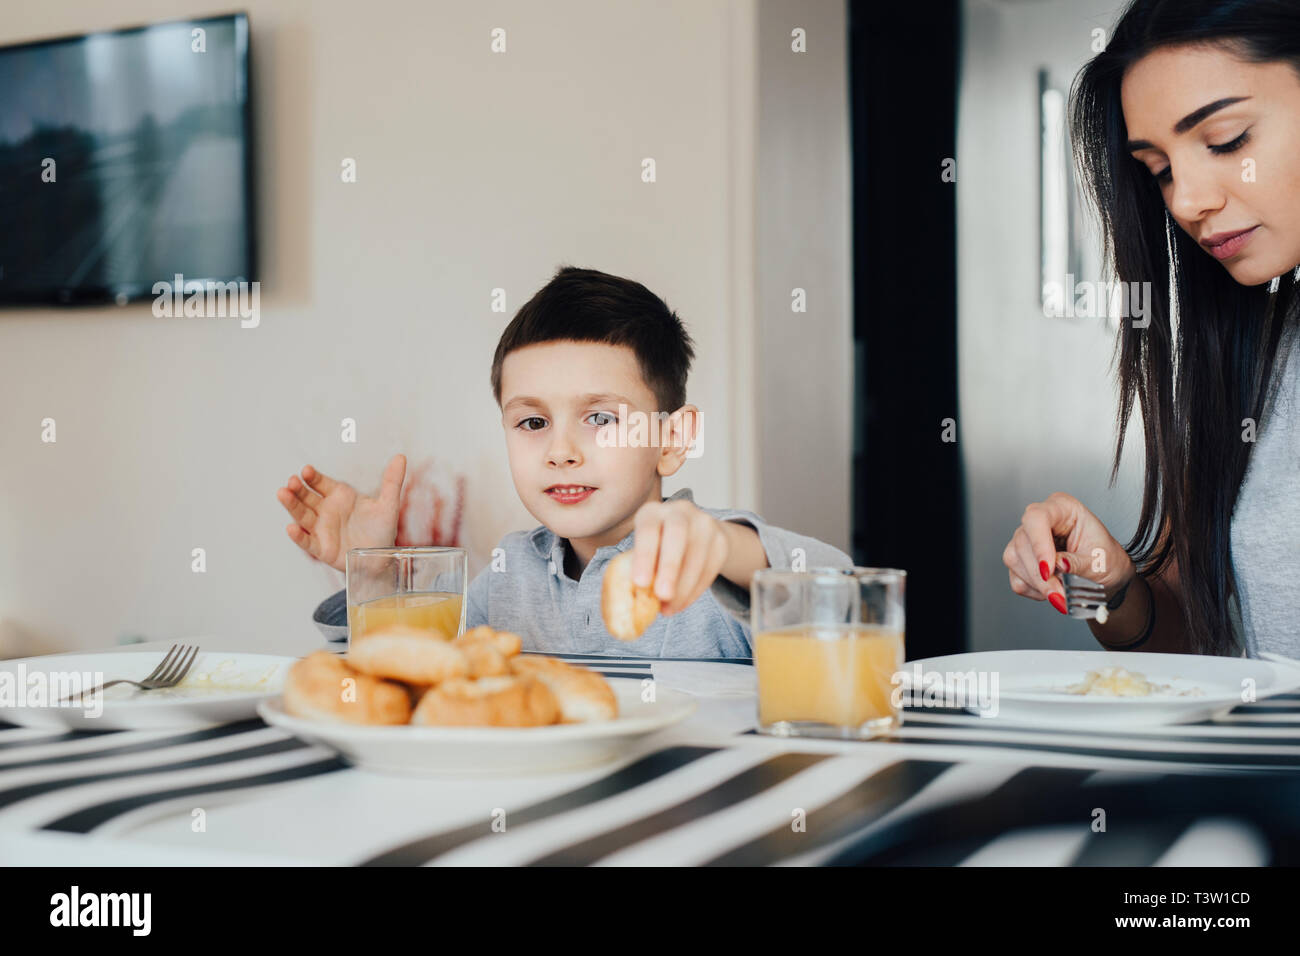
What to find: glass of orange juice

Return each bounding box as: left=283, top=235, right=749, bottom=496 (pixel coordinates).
left=752, top=566, right=906, bottom=739
left=345, top=547, right=467, bottom=647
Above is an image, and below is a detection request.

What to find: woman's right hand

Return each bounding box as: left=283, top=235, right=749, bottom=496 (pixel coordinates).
left=1002, top=492, right=1135, bottom=614
left=276, top=454, right=406, bottom=573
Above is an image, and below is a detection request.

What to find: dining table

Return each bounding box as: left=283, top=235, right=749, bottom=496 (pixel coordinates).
left=2, top=639, right=1299, bottom=867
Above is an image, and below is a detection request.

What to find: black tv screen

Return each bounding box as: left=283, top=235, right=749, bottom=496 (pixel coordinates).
left=0, top=13, right=253, bottom=305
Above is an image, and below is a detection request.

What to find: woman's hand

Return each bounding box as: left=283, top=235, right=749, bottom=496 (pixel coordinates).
left=276, top=454, right=406, bottom=572
left=1002, top=492, right=1135, bottom=614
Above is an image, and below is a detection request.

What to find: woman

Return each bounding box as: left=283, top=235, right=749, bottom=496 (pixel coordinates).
left=1003, top=0, right=1300, bottom=657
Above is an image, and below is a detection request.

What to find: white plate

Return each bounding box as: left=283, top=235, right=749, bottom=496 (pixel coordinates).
left=897, top=649, right=1300, bottom=728
left=0, top=651, right=293, bottom=730
left=257, top=680, right=698, bottom=775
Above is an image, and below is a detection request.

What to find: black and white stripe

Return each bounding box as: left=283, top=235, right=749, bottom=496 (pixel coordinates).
left=0, top=654, right=1295, bottom=865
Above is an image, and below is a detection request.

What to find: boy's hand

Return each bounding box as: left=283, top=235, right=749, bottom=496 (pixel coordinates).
left=630, top=499, right=730, bottom=616
left=276, top=454, right=406, bottom=573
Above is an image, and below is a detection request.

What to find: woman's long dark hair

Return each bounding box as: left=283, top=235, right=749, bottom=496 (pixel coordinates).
left=1070, top=0, right=1300, bottom=655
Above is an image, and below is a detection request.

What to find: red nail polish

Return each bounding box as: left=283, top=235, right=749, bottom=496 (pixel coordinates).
left=1062, top=557, right=1071, bottom=572
left=1039, top=560, right=1050, bottom=581
left=1049, top=593, right=1067, bottom=615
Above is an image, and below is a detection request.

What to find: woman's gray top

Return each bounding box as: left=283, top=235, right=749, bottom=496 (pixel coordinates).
left=1231, top=316, right=1300, bottom=658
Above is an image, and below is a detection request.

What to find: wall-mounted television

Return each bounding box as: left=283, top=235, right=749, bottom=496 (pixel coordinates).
left=0, top=12, right=254, bottom=305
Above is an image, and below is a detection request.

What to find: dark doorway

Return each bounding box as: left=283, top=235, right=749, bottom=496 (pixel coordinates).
left=849, top=0, right=966, bottom=658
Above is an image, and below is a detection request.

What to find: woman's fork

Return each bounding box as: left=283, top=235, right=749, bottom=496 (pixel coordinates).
left=60, top=644, right=200, bottom=703
left=1059, top=573, right=1109, bottom=621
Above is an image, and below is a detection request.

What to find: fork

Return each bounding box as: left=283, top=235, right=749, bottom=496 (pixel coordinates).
left=1059, top=573, right=1109, bottom=621
left=60, top=644, right=200, bottom=703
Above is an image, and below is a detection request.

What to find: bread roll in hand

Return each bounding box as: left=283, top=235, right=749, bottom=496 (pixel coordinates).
left=601, top=551, right=660, bottom=640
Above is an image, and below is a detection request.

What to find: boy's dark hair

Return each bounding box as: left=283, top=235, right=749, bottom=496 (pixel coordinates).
left=490, top=266, right=695, bottom=413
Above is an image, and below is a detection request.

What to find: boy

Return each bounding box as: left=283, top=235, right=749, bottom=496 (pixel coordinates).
left=277, top=266, right=852, bottom=657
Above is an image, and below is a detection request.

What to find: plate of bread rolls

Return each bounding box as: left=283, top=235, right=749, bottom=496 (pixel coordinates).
left=258, top=624, right=696, bottom=774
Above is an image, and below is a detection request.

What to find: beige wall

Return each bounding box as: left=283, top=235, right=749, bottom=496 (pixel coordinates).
left=0, top=0, right=851, bottom=657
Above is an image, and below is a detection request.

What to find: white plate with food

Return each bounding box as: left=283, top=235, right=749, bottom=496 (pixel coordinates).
left=256, top=628, right=697, bottom=774
left=0, top=651, right=294, bottom=730
left=896, top=649, right=1300, bottom=727
left=258, top=680, right=696, bottom=775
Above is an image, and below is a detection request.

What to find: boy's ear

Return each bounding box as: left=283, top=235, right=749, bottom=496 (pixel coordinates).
left=656, top=405, right=701, bottom=477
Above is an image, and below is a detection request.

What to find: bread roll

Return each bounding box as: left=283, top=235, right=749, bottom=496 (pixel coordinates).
left=411, top=675, right=560, bottom=727
left=600, top=551, right=659, bottom=640
left=460, top=640, right=509, bottom=678
left=346, top=625, right=470, bottom=684
left=455, top=626, right=523, bottom=658
left=283, top=651, right=411, bottom=725
left=509, top=655, right=618, bottom=723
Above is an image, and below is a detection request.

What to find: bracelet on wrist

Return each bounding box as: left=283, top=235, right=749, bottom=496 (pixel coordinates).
left=1098, top=573, right=1156, bottom=650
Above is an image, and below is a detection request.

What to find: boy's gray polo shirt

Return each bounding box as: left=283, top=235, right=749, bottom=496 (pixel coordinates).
left=311, top=487, right=854, bottom=658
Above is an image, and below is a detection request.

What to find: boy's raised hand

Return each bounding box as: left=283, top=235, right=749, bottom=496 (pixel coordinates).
left=276, top=453, right=407, bottom=572
left=630, top=498, right=731, bottom=616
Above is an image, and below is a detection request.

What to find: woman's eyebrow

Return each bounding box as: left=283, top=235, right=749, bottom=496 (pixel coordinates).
left=1126, top=95, right=1251, bottom=151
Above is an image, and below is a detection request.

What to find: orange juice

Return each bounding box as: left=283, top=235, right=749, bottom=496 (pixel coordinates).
left=754, top=624, right=903, bottom=730
left=347, top=591, right=464, bottom=641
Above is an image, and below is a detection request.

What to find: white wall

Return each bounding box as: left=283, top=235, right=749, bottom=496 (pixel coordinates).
left=959, top=0, right=1147, bottom=652
left=0, top=0, right=789, bottom=656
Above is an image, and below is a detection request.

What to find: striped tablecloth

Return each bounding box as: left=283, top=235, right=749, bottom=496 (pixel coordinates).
left=1, top=651, right=1298, bottom=866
